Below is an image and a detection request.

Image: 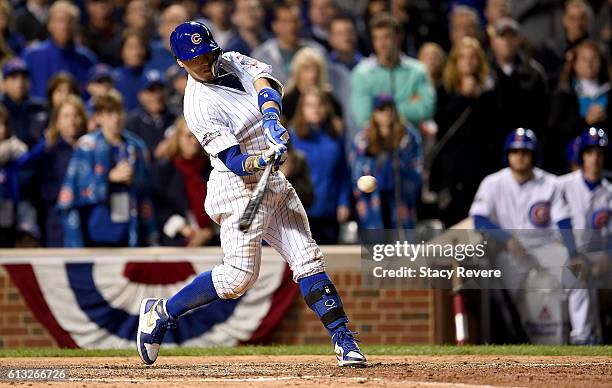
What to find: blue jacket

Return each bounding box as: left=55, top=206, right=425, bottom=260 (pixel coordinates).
left=22, top=39, right=98, bottom=98
left=290, top=125, right=351, bottom=218
left=113, top=66, right=146, bottom=112
left=1, top=94, right=48, bottom=148
left=18, top=138, right=74, bottom=246
left=57, top=130, right=157, bottom=247
left=350, top=126, right=422, bottom=229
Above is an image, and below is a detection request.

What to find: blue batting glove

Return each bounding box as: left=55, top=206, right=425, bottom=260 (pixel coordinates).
left=262, top=107, right=289, bottom=146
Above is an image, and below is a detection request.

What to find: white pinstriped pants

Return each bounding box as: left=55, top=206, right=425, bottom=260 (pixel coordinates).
left=205, top=169, right=326, bottom=299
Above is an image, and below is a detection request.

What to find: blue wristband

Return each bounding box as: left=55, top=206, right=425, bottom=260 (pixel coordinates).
left=258, top=87, right=282, bottom=113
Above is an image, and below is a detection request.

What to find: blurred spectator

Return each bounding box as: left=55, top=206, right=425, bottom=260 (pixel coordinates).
left=123, top=0, right=155, bottom=39
left=21, top=95, right=87, bottom=247
left=537, top=0, right=593, bottom=86
left=289, top=88, right=351, bottom=244
left=484, top=0, right=511, bottom=33
left=430, top=36, right=501, bottom=227
left=81, top=0, right=122, bottom=66
left=328, top=15, right=363, bottom=71
left=126, top=69, right=176, bottom=158
left=58, top=90, right=157, bottom=247
left=417, top=42, right=447, bottom=87
left=180, top=0, right=200, bottom=20
left=1, top=58, right=47, bottom=147
left=145, top=4, right=188, bottom=74
left=511, top=0, right=564, bottom=47
left=0, top=0, right=25, bottom=58
left=279, top=144, right=314, bottom=209
left=14, top=0, right=48, bottom=45
left=46, top=72, right=80, bottom=111
left=350, top=13, right=434, bottom=129
left=336, top=0, right=369, bottom=18
left=449, top=5, right=483, bottom=47
left=199, top=0, right=235, bottom=49
left=489, top=18, right=548, bottom=137
left=85, top=64, right=114, bottom=116
left=391, top=0, right=414, bottom=53
left=593, top=0, right=610, bottom=54
left=306, top=0, right=338, bottom=50
left=547, top=40, right=611, bottom=175
left=0, top=104, right=27, bottom=247
left=283, top=47, right=342, bottom=126
left=252, top=3, right=325, bottom=83
left=361, top=0, right=389, bottom=49
left=153, top=116, right=214, bottom=247
left=165, top=64, right=188, bottom=117
left=114, top=28, right=151, bottom=112
left=22, top=0, right=98, bottom=99
left=226, top=0, right=270, bottom=55
left=350, top=95, right=422, bottom=229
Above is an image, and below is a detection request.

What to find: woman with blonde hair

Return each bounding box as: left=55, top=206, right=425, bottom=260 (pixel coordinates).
left=429, top=36, right=501, bottom=227
left=283, top=46, right=343, bottom=126
left=417, top=42, right=446, bottom=87
left=153, top=116, right=214, bottom=247
left=442, top=36, right=491, bottom=97
left=18, top=95, right=88, bottom=246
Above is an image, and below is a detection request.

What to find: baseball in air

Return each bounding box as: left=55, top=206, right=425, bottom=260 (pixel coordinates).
left=357, top=175, right=377, bottom=193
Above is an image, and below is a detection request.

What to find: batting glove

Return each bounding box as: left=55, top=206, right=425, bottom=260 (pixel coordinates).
left=262, top=108, right=289, bottom=146
left=253, top=143, right=287, bottom=170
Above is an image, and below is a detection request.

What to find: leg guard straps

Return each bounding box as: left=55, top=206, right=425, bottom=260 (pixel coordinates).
left=303, top=283, right=348, bottom=329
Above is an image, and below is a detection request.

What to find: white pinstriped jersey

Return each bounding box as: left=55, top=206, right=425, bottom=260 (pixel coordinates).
left=181, top=50, right=326, bottom=298
left=558, top=170, right=612, bottom=252
left=469, top=167, right=570, bottom=248
left=183, top=51, right=272, bottom=171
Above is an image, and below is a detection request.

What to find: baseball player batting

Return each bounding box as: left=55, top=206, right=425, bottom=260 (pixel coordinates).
left=136, top=21, right=367, bottom=367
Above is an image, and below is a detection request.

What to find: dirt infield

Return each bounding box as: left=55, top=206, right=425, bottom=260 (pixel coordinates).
left=0, top=355, right=610, bottom=387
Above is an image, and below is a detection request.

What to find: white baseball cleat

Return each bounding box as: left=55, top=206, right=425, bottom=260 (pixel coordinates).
left=332, top=329, right=368, bottom=367
left=136, top=298, right=174, bottom=365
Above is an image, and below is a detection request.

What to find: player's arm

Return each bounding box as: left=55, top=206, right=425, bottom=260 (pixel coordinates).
left=551, top=182, right=579, bottom=258
left=217, top=143, right=286, bottom=176
left=253, top=77, right=289, bottom=146
left=470, top=177, right=512, bottom=243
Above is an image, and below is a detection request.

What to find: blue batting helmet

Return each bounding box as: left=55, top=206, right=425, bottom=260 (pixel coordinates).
left=170, top=21, right=220, bottom=62
left=577, top=127, right=609, bottom=155
left=503, top=128, right=539, bottom=165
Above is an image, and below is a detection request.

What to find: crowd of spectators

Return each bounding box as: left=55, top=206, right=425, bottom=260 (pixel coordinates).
left=0, top=0, right=610, bottom=247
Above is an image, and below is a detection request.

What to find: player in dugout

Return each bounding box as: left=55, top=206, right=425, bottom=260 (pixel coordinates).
left=469, top=128, right=597, bottom=344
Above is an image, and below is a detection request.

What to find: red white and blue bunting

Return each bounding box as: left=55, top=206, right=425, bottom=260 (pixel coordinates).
left=1, top=250, right=297, bottom=348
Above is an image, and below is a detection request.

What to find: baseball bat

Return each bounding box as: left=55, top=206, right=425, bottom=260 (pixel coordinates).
left=238, top=154, right=278, bottom=232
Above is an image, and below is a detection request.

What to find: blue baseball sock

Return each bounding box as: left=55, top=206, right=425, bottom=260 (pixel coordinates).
left=299, top=272, right=348, bottom=337
left=166, top=271, right=219, bottom=319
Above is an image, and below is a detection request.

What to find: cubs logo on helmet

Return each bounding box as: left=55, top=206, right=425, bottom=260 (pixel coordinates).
left=170, top=21, right=220, bottom=62
left=529, top=201, right=551, bottom=228
left=591, top=208, right=611, bottom=230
